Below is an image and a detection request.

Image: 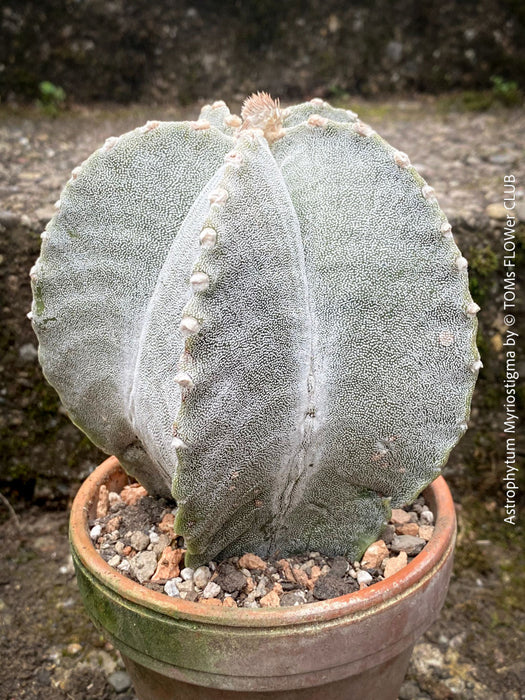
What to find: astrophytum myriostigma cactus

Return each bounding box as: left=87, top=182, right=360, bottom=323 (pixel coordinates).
left=30, top=94, right=480, bottom=567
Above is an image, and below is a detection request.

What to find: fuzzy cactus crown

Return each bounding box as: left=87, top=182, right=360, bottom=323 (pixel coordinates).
left=30, top=94, right=479, bottom=567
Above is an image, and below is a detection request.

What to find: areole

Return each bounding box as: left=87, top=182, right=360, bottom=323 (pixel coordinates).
left=70, top=456, right=457, bottom=699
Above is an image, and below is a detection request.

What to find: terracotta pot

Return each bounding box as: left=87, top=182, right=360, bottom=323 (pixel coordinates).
left=70, top=456, right=456, bottom=699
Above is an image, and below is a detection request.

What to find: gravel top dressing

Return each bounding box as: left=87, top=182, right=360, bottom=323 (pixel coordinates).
left=90, top=482, right=435, bottom=608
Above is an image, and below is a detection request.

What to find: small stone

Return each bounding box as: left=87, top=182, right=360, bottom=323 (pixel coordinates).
left=238, top=553, right=267, bottom=570
left=180, top=567, right=194, bottom=581
left=193, top=566, right=212, bottom=589
left=485, top=203, right=507, bottom=220
left=292, top=566, right=309, bottom=587
left=158, top=512, right=175, bottom=535
left=130, top=531, right=150, bottom=552
left=260, top=590, right=281, bottom=607
left=328, top=556, right=348, bottom=578
left=313, top=576, right=356, bottom=600
left=390, top=535, right=426, bottom=555
left=19, top=343, right=38, bottom=362
left=89, top=524, right=102, bottom=541
left=214, top=563, right=246, bottom=593
left=276, top=559, right=295, bottom=583
left=95, top=485, right=109, bottom=518
left=244, top=576, right=255, bottom=593
left=107, top=554, right=121, bottom=568
left=398, top=679, right=422, bottom=700
left=130, top=551, right=158, bottom=583
left=118, top=559, right=130, bottom=573
left=177, top=580, right=195, bottom=594
left=114, top=540, right=126, bottom=555
left=391, top=508, right=412, bottom=525
left=108, top=491, right=123, bottom=511
left=242, top=591, right=258, bottom=607
left=420, top=510, right=434, bottom=525
left=0, top=210, right=21, bottom=228
left=152, top=547, right=184, bottom=581
left=357, top=570, right=373, bottom=587
left=120, top=484, right=148, bottom=506
left=271, top=582, right=283, bottom=595
left=309, top=565, right=322, bottom=583
left=396, top=522, right=420, bottom=536
left=383, top=551, right=408, bottom=578
left=254, top=576, right=268, bottom=598
left=202, top=581, right=221, bottom=599
left=201, top=597, right=222, bottom=606
left=280, top=590, right=307, bottom=606
left=107, top=671, right=132, bottom=693
left=361, top=540, right=389, bottom=569
left=419, top=525, right=435, bottom=541
left=153, top=534, right=170, bottom=557
left=381, top=524, right=396, bottom=544
left=66, top=643, right=82, bottom=655
left=35, top=204, right=56, bottom=222
left=164, top=579, right=180, bottom=597
left=222, top=596, right=237, bottom=608
left=106, top=515, right=121, bottom=532
left=149, top=530, right=160, bottom=544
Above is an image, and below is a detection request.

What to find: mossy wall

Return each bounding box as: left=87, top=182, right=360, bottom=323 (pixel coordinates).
left=1, top=0, right=524, bottom=104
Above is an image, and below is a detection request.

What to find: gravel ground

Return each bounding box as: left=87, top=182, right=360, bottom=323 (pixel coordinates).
left=0, top=97, right=524, bottom=699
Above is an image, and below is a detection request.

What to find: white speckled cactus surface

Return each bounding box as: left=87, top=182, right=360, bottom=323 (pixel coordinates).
left=30, top=94, right=480, bottom=567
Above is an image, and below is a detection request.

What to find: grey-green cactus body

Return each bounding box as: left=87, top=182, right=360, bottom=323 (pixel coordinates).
left=30, top=96, right=480, bottom=567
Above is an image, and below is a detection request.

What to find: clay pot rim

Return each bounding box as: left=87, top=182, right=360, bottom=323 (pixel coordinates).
left=70, top=456, right=456, bottom=628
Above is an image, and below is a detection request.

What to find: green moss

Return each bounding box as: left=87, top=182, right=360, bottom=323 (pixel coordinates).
left=467, top=245, right=498, bottom=307
left=33, top=281, right=45, bottom=316
left=436, top=80, right=524, bottom=113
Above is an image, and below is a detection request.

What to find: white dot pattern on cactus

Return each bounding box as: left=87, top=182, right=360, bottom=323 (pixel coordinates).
left=30, top=96, right=479, bottom=567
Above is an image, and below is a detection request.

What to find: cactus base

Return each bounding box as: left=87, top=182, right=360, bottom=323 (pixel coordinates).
left=70, top=457, right=456, bottom=698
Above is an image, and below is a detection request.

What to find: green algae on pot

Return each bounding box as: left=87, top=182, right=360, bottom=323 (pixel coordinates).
left=70, top=457, right=457, bottom=699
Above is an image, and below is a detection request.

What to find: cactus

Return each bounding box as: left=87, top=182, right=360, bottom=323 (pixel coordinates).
left=30, top=94, right=480, bottom=568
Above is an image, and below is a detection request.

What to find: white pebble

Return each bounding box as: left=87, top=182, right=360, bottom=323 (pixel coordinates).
left=115, top=541, right=126, bottom=555
left=193, top=566, right=212, bottom=589
left=357, top=570, right=373, bottom=586
left=202, top=581, right=221, bottom=599
left=180, top=567, right=194, bottom=581
left=118, top=559, right=130, bottom=573
left=89, top=524, right=102, bottom=541
left=149, top=530, right=160, bottom=544
left=107, top=555, right=121, bottom=568
left=420, top=510, right=434, bottom=525
left=178, top=580, right=195, bottom=593
left=164, top=580, right=180, bottom=597
left=130, top=531, right=150, bottom=551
